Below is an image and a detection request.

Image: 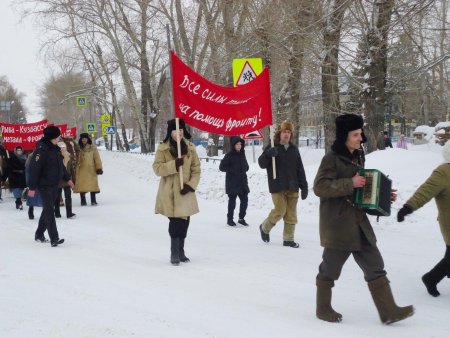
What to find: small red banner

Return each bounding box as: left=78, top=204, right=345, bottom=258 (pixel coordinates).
left=171, top=51, right=273, bottom=135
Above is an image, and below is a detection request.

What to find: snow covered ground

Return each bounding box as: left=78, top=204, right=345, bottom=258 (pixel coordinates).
left=1, top=142, right=449, bottom=338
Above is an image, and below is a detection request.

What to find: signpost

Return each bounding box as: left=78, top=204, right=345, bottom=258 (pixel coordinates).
left=76, top=96, right=88, bottom=107
left=86, top=122, right=96, bottom=133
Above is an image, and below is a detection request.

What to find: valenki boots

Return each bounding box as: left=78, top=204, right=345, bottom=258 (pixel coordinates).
left=170, top=238, right=180, bottom=266
left=368, top=276, right=414, bottom=324
left=422, top=259, right=448, bottom=297
left=80, top=193, right=87, bottom=206
left=316, top=278, right=342, bottom=323
left=179, top=238, right=190, bottom=263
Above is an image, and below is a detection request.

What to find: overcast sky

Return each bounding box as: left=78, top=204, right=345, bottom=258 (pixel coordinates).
left=0, top=0, right=46, bottom=122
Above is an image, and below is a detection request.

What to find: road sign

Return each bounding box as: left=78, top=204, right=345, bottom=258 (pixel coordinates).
left=242, top=130, right=263, bottom=140
left=105, top=126, right=116, bottom=135
left=101, top=113, right=111, bottom=124
left=86, top=122, right=96, bottom=132
left=76, top=96, right=88, bottom=107
left=232, top=58, right=263, bottom=86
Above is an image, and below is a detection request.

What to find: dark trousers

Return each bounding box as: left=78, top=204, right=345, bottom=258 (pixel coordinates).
left=317, top=232, right=387, bottom=283
left=55, top=187, right=72, bottom=213
left=168, top=217, right=190, bottom=239
left=35, top=186, right=59, bottom=242
left=227, top=192, right=248, bottom=220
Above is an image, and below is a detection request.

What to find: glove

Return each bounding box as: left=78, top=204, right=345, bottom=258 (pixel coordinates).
left=397, top=205, right=413, bottom=222
left=96, top=169, right=103, bottom=175
left=175, top=158, right=184, bottom=171
left=266, top=147, right=278, bottom=158
left=301, top=189, right=308, bottom=200
left=180, top=184, right=195, bottom=195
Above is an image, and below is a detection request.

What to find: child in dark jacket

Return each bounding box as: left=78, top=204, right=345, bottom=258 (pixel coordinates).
left=219, top=136, right=250, bottom=226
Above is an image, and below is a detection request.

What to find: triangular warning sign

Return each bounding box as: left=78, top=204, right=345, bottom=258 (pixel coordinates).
left=236, top=61, right=258, bottom=85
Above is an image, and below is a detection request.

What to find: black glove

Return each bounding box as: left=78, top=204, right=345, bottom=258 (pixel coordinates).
left=96, top=169, right=103, bottom=175
left=301, top=189, right=308, bottom=200
left=180, top=184, right=195, bottom=195
left=397, top=205, right=413, bottom=222
left=266, top=147, right=278, bottom=158
left=175, top=158, right=184, bottom=171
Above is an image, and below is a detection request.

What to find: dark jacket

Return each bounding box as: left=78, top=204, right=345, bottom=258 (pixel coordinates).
left=27, top=138, right=70, bottom=190
left=258, top=142, right=307, bottom=194
left=2, top=153, right=27, bottom=189
left=219, top=136, right=250, bottom=195
left=313, top=148, right=376, bottom=251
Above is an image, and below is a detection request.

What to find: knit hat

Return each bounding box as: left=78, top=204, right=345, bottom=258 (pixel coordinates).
left=43, top=126, right=61, bottom=140
left=163, top=118, right=192, bottom=142
left=443, top=141, right=450, bottom=163
left=335, top=114, right=364, bottom=141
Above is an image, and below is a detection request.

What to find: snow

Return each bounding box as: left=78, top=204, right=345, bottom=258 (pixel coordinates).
left=1, top=143, right=449, bottom=338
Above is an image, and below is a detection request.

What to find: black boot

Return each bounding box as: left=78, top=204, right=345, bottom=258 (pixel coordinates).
left=422, top=259, right=448, bottom=297
left=54, top=201, right=61, bottom=218
left=80, top=193, right=87, bottom=206
left=28, top=206, right=34, bottom=220
left=65, top=198, right=76, bottom=218
left=227, top=219, right=236, bottom=226
left=90, top=192, right=97, bottom=206
left=15, top=198, right=23, bottom=210
left=179, top=238, right=190, bottom=263
left=170, top=238, right=180, bottom=265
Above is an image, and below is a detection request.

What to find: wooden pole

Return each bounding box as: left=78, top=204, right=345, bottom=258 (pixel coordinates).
left=270, top=125, right=276, bottom=179
left=175, top=118, right=184, bottom=189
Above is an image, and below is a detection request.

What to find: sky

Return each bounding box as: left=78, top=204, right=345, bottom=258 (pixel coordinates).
left=0, top=0, right=45, bottom=121
left=1, top=142, right=449, bottom=337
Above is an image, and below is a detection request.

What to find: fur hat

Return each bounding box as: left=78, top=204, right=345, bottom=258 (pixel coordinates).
left=443, top=141, right=450, bottom=164
left=163, top=118, right=192, bottom=142
left=78, top=133, right=92, bottom=146
left=335, top=114, right=364, bottom=141
left=279, top=120, right=294, bottom=133
left=43, top=126, right=61, bottom=140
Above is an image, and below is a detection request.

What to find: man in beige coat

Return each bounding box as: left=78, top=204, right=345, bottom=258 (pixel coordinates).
left=398, top=140, right=450, bottom=297
left=153, top=119, right=201, bottom=266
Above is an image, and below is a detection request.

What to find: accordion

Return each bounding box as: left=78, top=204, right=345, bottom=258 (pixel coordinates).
left=354, top=169, right=392, bottom=216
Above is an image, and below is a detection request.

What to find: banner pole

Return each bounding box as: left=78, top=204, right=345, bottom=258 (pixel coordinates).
left=166, top=24, right=183, bottom=189
left=270, top=125, right=276, bottom=179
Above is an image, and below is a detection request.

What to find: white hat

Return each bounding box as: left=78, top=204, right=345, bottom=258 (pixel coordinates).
left=443, top=141, right=450, bottom=163
left=58, top=141, right=66, bottom=148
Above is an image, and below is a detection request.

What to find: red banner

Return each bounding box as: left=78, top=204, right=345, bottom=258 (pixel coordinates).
left=171, top=51, right=273, bottom=135
left=62, top=127, right=77, bottom=139
left=0, top=120, right=49, bottom=151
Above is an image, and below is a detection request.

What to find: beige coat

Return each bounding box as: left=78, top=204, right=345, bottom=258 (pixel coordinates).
left=153, top=140, right=201, bottom=217
left=73, top=144, right=102, bottom=193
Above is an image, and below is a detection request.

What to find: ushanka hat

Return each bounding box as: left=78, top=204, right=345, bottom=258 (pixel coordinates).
left=43, top=126, right=61, bottom=140
left=335, top=114, right=364, bottom=141
left=163, top=118, right=192, bottom=142
left=279, top=120, right=294, bottom=133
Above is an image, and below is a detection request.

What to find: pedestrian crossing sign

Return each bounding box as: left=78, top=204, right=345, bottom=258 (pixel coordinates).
left=76, top=96, right=88, bottom=107
left=86, top=123, right=96, bottom=132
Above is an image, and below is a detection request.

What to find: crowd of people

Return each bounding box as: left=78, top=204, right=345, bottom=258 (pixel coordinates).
left=1, top=114, right=448, bottom=326
left=0, top=128, right=103, bottom=246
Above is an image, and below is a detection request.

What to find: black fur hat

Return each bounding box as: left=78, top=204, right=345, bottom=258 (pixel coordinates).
left=43, top=126, right=61, bottom=140
left=335, top=114, right=364, bottom=141
left=78, top=133, right=92, bottom=146
left=163, top=118, right=192, bottom=142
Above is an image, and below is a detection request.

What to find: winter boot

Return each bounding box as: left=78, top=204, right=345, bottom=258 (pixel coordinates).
left=422, top=259, right=448, bottom=297
left=283, top=241, right=300, bottom=248
left=179, top=238, right=190, bottom=263
left=80, top=193, right=87, bottom=206
left=368, top=276, right=414, bottom=324
left=51, top=238, right=65, bottom=247
left=15, top=198, right=23, bottom=210
left=259, top=225, right=270, bottom=243
left=316, top=278, right=342, bottom=323
left=238, top=219, right=249, bottom=226
left=65, top=198, right=76, bottom=219
left=227, top=219, right=236, bottom=226
left=170, top=238, right=180, bottom=266
left=90, top=192, right=97, bottom=206
left=28, top=206, right=34, bottom=220
left=35, top=235, right=49, bottom=243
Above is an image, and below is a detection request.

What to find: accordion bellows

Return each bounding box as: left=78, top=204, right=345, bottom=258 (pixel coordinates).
left=354, top=169, right=392, bottom=216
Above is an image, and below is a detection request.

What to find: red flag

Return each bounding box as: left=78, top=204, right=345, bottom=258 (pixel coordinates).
left=171, top=51, right=272, bottom=135
left=0, top=120, right=48, bottom=151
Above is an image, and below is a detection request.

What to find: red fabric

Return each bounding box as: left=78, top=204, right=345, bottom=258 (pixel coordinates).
left=0, top=120, right=48, bottom=151
left=171, top=51, right=272, bottom=135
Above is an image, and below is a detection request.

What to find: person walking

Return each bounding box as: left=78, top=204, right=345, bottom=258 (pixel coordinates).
left=384, top=131, right=393, bottom=148
left=219, top=136, right=250, bottom=226
left=2, top=146, right=27, bottom=210
left=258, top=121, right=308, bottom=248
left=153, top=118, right=201, bottom=266
left=397, top=140, right=450, bottom=297
left=54, top=141, right=76, bottom=219
left=73, top=133, right=103, bottom=206
left=313, top=113, right=414, bottom=324
left=396, top=134, right=408, bottom=150
left=27, top=126, right=74, bottom=247
left=25, top=150, right=43, bottom=220
left=0, top=140, right=7, bottom=202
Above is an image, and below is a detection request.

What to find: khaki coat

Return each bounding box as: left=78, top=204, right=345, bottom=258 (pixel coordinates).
left=73, top=144, right=102, bottom=193
left=313, top=151, right=376, bottom=251
left=405, top=163, right=450, bottom=245
left=153, top=140, right=201, bottom=218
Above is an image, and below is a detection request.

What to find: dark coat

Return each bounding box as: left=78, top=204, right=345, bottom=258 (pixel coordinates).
left=2, top=153, right=27, bottom=189
left=258, top=142, right=307, bottom=194
left=219, top=136, right=250, bottom=195
left=313, top=149, right=376, bottom=251
left=27, top=138, right=70, bottom=190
